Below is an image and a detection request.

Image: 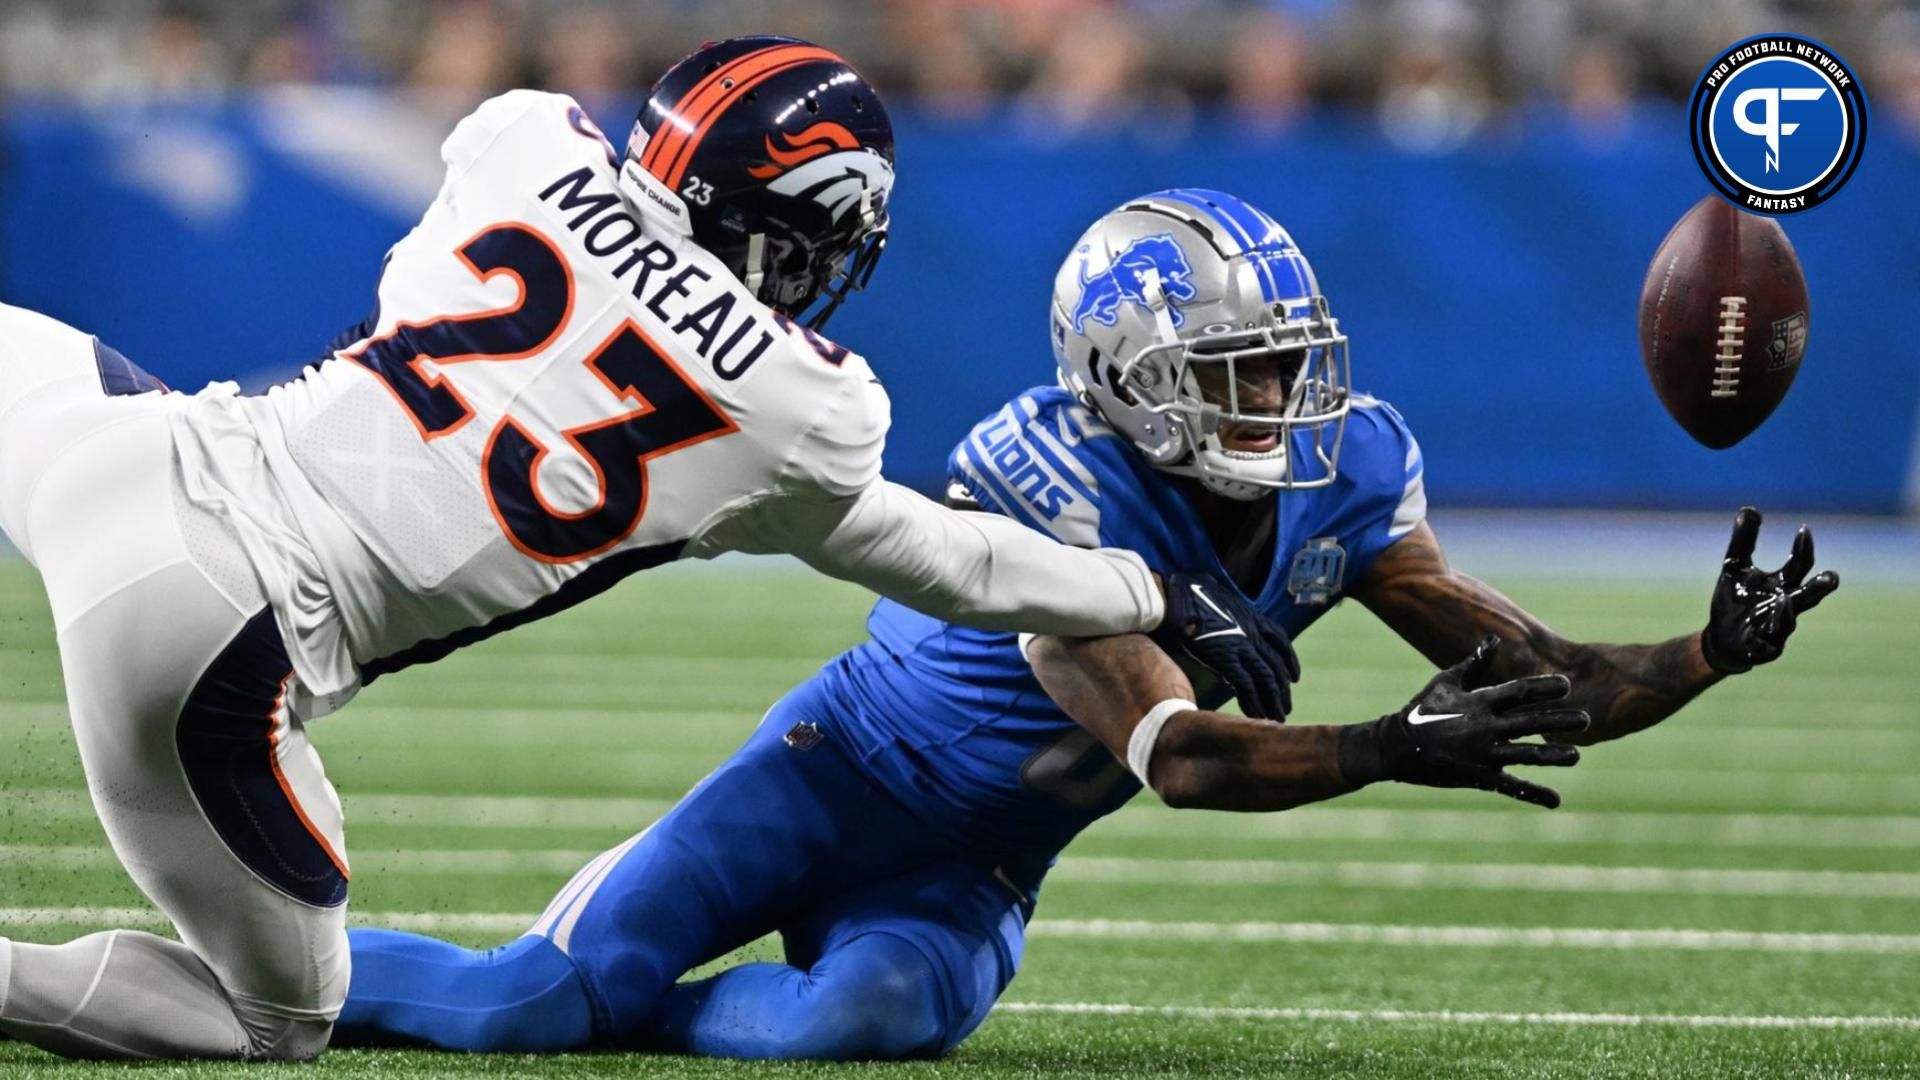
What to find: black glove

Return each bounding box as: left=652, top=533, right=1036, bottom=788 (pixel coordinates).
left=1700, top=507, right=1840, bottom=675
left=1337, top=636, right=1589, bottom=809
left=1152, top=571, right=1300, bottom=720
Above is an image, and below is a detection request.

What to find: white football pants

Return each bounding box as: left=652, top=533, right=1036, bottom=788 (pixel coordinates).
left=0, top=303, right=348, bottom=1060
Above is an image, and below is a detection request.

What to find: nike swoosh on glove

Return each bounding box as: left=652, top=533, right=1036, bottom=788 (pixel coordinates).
left=1151, top=571, right=1301, bottom=720
left=1337, top=635, right=1589, bottom=808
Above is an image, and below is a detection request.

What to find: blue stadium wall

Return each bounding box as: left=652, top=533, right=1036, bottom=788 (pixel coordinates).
left=4, top=97, right=1915, bottom=512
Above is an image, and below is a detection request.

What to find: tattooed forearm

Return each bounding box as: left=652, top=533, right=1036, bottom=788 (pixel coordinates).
left=1353, top=523, right=1721, bottom=744
left=1026, top=634, right=1356, bottom=810
left=1150, top=713, right=1352, bottom=811
left=1026, top=633, right=1195, bottom=737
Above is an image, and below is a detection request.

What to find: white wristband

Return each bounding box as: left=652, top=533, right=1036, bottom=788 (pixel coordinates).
left=1127, top=698, right=1196, bottom=786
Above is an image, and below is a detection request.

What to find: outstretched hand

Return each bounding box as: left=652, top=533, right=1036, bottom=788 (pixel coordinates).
left=1338, top=636, right=1589, bottom=809
left=1701, top=507, right=1840, bottom=675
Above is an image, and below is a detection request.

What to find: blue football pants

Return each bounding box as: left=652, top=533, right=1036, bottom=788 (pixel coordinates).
left=338, top=677, right=1031, bottom=1059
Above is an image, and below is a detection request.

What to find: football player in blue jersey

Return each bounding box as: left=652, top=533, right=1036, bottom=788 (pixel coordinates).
left=336, top=190, right=1838, bottom=1060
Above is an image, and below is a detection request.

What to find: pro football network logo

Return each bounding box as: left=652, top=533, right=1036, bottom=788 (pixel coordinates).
left=1689, top=34, right=1867, bottom=215
left=1070, top=233, right=1197, bottom=334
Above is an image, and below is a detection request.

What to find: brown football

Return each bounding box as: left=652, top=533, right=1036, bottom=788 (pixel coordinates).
left=1638, top=196, right=1810, bottom=449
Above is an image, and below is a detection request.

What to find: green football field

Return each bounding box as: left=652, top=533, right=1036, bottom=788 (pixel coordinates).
left=2, top=556, right=1917, bottom=1078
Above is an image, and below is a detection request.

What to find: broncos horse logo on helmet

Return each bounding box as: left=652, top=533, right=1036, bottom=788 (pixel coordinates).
left=620, top=36, right=895, bottom=329
left=747, top=122, right=861, bottom=179
left=1070, top=233, right=1199, bottom=334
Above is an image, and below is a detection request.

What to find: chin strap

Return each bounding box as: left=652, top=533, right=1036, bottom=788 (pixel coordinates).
left=743, top=232, right=767, bottom=298
left=1136, top=270, right=1193, bottom=413
left=1138, top=268, right=1229, bottom=449
left=1140, top=269, right=1183, bottom=362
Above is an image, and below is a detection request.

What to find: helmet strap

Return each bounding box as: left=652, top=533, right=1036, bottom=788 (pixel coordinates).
left=1141, top=269, right=1183, bottom=353
left=743, top=232, right=767, bottom=298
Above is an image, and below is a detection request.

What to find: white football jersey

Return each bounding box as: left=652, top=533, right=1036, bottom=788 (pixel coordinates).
left=174, top=91, right=888, bottom=702
left=171, top=91, right=1162, bottom=715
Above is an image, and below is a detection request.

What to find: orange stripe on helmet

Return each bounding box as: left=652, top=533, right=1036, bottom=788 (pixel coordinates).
left=746, top=121, right=862, bottom=179
left=639, top=44, right=783, bottom=175
left=651, top=46, right=844, bottom=190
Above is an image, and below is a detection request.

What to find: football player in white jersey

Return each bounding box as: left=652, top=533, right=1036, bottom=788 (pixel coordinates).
left=0, top=37, right=1297, bottom=1061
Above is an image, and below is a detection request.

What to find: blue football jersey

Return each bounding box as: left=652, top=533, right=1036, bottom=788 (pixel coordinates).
left=820, top=385, right=1426, bottom=861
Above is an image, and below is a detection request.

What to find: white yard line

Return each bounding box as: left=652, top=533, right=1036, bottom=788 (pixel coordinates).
left=1553, top=771, right=1920, bottom=808
left=1029, top=920, right=1920, bottom=954
left=8, top=846, right=1920, bottom=900
left=1, top=788, right=675, bottom=829
left=4, top=908, right=1917, bottom=955
left=0, top=906, right=535, bottom=936
left=1050, top=857, right=1920, bottom=898
left=995, top=1001, right=1920, bottom=1030
left=0, top=845, right=603, bottom=876
left=1092, top=807, right=1920, bottom=848
left=12, top=788, right=1920, bottom=848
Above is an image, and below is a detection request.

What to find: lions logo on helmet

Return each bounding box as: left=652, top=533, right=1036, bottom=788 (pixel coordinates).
left=1070, top=233, right=1198, bottom=334
left=1051, top=188, right=1352, bottom=500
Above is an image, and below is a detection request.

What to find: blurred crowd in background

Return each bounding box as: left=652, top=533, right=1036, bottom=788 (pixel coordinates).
left=2, top=0, right=1917, bottom=147
left=1, top=0, right=1912, bottom=511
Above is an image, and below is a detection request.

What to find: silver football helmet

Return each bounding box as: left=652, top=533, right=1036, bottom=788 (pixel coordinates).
left=1050, top=189, right=1351, bottom=500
